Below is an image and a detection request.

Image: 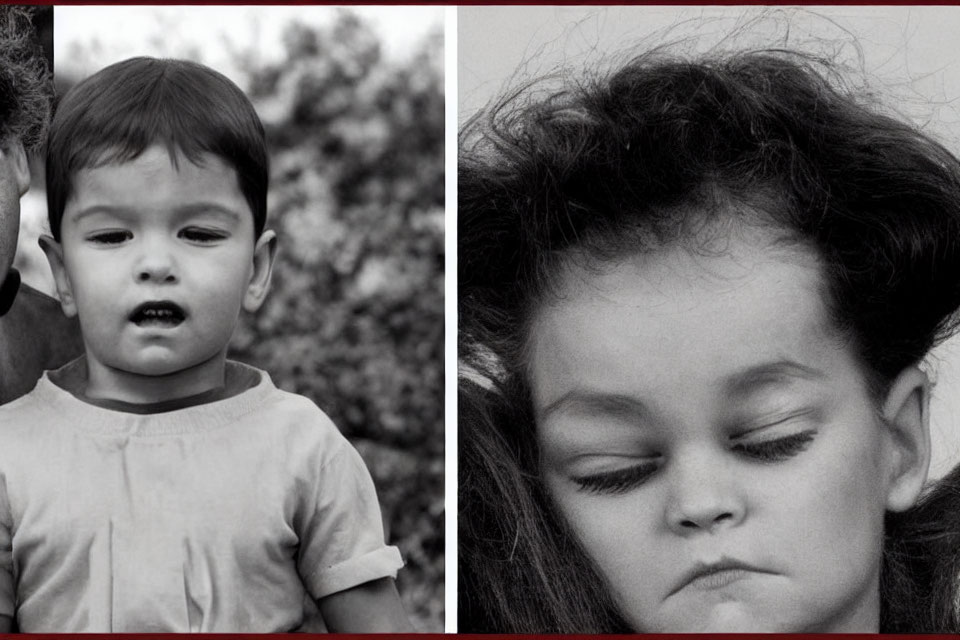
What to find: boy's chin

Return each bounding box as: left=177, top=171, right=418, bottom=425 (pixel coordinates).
left=110, top=350, right=224, bottom=378
left=121, top=361, right=194, bottom=377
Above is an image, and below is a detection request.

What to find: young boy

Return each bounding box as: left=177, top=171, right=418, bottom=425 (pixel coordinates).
left=0, top=57, right=411, bottom=632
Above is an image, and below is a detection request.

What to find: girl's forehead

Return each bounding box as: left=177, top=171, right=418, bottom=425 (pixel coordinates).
left=524, top=228, right=853, bottom=414
left=544, top=221, right=818, bottom=307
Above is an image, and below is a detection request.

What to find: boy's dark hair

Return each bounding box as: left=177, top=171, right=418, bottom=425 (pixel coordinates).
left=46, top=57, right=268, bottom=241
left=459, top=49, right=960, bottom=632
left=0, top=5, right=52, bottom=152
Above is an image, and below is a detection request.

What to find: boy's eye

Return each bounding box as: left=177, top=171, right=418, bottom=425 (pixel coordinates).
left=573, top=459, right=660, bottom=495
left=88, top=230, right=132, bottom=244
left=730, top=429, right=817, bottom=463
left=179, top=227, right=227, bottom=243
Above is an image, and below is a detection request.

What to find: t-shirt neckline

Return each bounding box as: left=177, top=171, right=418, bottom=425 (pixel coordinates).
left=36, top=357, right=273, bottom=436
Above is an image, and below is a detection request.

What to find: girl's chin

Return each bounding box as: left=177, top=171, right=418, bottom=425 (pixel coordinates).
left=631, top=602, right=794, bottom=634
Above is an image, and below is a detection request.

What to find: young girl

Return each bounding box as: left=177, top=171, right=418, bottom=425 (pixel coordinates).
left=458, top=41, right=960, bottom=633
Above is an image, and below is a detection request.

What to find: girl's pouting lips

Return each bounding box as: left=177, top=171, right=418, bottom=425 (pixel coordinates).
left=670, top=559, right=777, bottom=596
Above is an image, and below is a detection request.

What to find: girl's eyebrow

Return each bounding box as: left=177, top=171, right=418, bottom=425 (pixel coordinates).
left=537, top=362, right=825, bottom=423
left=537, top=390, right=649, bottom=424
left=723, top=361, right=827, bottom=397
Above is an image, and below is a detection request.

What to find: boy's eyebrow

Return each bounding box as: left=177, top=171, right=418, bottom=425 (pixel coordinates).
left=70, top=204, right=129, bottom=221
left=70, top=202, right=243, bottom=222
left=173, top=202, right=243, bottom=221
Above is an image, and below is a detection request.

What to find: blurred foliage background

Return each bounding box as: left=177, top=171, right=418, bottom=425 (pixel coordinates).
left=41, top=7, right=444, bottom=631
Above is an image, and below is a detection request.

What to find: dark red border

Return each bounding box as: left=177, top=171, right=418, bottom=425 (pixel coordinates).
left=0, top=635, right=956, bottom=639
left=29, top=0, right=960, bottom=636
left=16, top=0, right=960, bottom=5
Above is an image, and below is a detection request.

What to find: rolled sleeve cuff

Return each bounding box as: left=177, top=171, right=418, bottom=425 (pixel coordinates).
left=307, top=545, right=404, bottom=599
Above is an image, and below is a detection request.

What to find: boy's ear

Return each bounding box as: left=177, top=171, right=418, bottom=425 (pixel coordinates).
left=243, top=229, right=277, bottom=313
left=38, top=234, right=77, bottom=317
left=2, top=139, right=30, bottom=196
left=881, top=365, right=931, bottom=512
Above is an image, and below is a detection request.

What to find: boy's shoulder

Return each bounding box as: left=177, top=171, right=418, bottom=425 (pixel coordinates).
left=227, top=365, right=361, bottom=474
left=229, top=361, right=349, bottom=444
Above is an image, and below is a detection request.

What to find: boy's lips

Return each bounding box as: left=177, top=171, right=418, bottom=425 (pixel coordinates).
left=129, top=300, right=187, bottom=327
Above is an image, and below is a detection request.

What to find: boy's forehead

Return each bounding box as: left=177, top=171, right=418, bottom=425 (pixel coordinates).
left=86, top=143, right=217, bottom=174
left=65, top=145, right=250, bottom=220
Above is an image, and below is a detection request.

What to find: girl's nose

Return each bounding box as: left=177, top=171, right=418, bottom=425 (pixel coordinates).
left=665, top=449, right=746, bottom=535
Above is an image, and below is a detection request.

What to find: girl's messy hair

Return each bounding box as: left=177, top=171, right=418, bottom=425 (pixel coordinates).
left=459, top=47, right=960, bottom=632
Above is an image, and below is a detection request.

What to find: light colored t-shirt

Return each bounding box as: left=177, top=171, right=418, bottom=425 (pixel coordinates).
left=0, top=360, right=403, bottom=632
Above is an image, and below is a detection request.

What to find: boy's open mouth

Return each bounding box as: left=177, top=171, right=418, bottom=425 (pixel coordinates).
left=129, top=301, right=186, bottom=328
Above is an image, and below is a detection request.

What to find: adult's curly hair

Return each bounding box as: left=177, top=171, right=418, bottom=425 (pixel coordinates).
left=0, top=5, right=52, bottom=152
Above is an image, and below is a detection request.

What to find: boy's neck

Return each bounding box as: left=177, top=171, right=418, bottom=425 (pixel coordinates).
left=83, top=349, right=228, bottom=405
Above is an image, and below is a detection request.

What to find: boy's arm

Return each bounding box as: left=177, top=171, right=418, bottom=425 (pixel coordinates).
left=317, top=577, right=413, bottom=632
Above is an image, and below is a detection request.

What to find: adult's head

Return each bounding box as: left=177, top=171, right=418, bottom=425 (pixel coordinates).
left=0, top=5, right=50, bottom=301
left=459, top=48, right=960, bottom=632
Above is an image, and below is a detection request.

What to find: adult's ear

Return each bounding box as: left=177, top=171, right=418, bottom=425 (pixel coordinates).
left=881, top=365, right=931, bottom=512
left=243, top=229, right=277, bottom=313
left=1, top=139, right=30, bottom=196
left=38, top=234, right=77, bottom=317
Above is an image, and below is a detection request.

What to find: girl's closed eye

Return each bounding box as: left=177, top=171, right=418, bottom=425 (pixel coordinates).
left=88, top=230, right=133, bottom=245
left=730, top=410, right=820, bottom=462
left=571, top=413, right=818, bottom=495
left=179, top=227, right=228, bottom=243
left=573, top=458, right=660, bottom=495
left=731, top=429, right=817, bottom=462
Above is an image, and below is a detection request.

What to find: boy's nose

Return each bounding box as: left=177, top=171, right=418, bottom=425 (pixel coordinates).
left=137, top=267, right=176, bottom=283
left=135, top=250, right=178, bottom=283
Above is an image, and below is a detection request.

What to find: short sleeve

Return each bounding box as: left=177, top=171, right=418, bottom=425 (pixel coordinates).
left=297, top=442, right=404, bottom=600
left=0, top=473, right=14, bottom=618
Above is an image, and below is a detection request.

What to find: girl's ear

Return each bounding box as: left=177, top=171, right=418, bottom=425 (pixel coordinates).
left=881, top=365, right=931, bottom=512
left=243, top=229, right=277, bottom=313
left=38, top=234, right=77, bottom=317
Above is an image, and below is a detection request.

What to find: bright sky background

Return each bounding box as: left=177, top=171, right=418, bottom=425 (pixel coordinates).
left=56, top=5, right=443, bottom=85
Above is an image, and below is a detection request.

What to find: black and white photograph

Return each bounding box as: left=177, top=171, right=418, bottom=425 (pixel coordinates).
left=9, top=2, right=960, bottom=635
left=0, top=4, right=443, bottom=632
left=458, top=5, right=960, bottom=634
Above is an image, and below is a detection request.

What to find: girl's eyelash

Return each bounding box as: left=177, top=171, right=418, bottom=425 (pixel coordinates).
left=573, top=462, right=658, bottom=495
left=571, top=430, right=818, bottom=495
left=731, top=429, right=817, bottom=462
